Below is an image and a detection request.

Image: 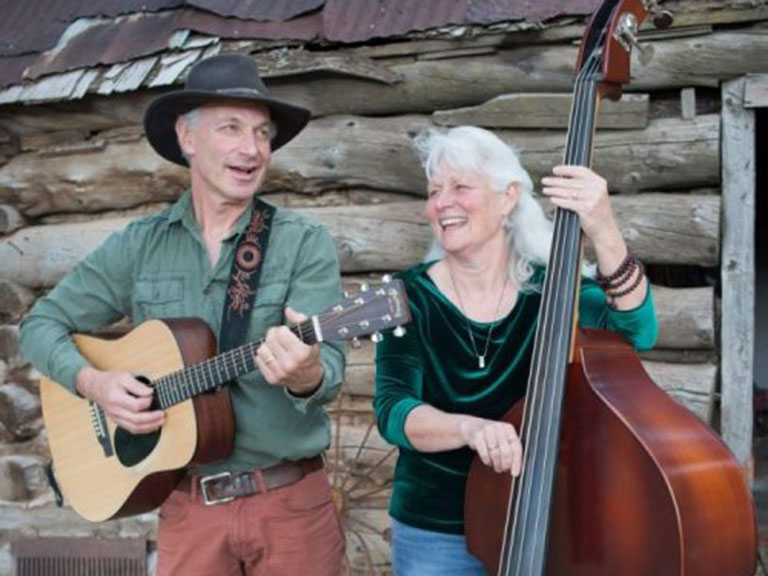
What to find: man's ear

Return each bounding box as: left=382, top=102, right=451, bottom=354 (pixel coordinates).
left=175, top=116, right=194, bottom=160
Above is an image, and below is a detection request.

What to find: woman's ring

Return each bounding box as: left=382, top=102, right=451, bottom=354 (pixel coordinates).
left=571, top=190, right=578, bottom=200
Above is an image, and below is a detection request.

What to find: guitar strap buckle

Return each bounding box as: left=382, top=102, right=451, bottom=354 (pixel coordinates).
left=199, top=471, right=236, bottom=506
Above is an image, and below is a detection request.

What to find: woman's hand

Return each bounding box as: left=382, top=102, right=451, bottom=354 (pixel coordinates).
left=541, top=165, right=621, bottom=247
left=459, top=417, right=522, bottom=476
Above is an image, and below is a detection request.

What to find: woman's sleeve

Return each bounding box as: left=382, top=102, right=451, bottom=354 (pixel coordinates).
left=578, top=279, right=659, bottom=352
left=373, top=304, right=425, bottom=450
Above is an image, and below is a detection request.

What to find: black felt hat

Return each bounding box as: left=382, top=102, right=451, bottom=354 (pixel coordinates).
left=144, top=53, right=311, bottom=166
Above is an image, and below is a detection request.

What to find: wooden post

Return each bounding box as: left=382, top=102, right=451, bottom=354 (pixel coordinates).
left=721, top=77, right=755, bottom=480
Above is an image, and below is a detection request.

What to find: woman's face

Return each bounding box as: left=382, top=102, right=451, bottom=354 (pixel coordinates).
left=424, top=163, right=515, bottom=257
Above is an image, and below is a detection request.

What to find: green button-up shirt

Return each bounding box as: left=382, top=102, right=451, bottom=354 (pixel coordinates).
left=20, top=191, right=345, bottom=474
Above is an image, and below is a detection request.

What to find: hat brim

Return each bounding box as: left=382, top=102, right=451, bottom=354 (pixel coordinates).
left=143, top=90, right=311, bottom=167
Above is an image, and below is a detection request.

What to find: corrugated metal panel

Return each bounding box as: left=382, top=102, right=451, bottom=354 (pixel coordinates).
left=466, top=0, right=600, bottom=24
left=25, top=12, right=180, bottom=80
left=0, top=0, right=182, bottom=57
left=0, top=54, right=36, bottom=89
left=322, top=0, right=469, bottom=43
left=0, top=0, right=71, bottom=57
left=188, top=0, right=325, bottom=22
left=177, top=8, right=322, bottom=41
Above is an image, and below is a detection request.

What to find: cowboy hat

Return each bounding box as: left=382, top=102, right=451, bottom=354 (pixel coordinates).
left=144, top=53, right=311, bottom=166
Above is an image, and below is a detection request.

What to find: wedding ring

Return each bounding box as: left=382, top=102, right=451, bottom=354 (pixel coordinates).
left=571, top=190, right=577, bottom=200
left=264, top=356, right=276, bottom=364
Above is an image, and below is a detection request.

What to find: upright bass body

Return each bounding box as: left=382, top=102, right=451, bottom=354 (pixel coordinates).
left=466, top=328, right=757, bottom=576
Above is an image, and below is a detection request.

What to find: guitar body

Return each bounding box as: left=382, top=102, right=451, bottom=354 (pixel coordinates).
left=40, top=318, right=234, bottom=522
left=466, top=329, right=757, bottom=576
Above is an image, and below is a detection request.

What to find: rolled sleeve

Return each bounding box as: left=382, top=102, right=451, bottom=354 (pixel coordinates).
left=282, top=222, right=345, bottom=412
left=19, top=227, right=134, bottom=393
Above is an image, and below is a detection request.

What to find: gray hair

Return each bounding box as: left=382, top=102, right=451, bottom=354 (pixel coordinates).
left=414, top=126, right=555, bottom=290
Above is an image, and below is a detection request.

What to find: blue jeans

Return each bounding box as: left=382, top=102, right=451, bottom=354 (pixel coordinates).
left=391, top=517, right=488, bottom=576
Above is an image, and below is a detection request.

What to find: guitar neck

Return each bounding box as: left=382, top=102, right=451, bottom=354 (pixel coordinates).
left=153, top=321, right=316, bottom=410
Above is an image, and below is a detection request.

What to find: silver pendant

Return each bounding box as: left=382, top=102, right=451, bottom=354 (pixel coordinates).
left=478, top=355, right=486, bottom=369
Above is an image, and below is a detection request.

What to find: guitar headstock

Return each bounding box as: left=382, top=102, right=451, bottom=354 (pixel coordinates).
left=576, top=0, right=673, bottom=100
left=311, top=275, right=410, bottom=345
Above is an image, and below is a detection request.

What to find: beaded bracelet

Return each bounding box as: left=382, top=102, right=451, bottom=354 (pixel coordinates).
left=597, top=252, right=645, bottom=305
left=596, top=252, right=639, bottom=291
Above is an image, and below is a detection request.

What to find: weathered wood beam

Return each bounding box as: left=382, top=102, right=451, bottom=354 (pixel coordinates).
left=434, top=94, right=650, bottom=129
left=0, top=193, right=720, bottom=289
left=0, top=113, right=718, bottom=217
left=720, top=78, right=755, bottom=473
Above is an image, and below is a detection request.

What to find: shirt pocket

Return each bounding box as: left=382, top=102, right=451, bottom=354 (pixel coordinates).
left=133, top=275, right=186, bottom=320
left=245, top=280, right=289, bottom=338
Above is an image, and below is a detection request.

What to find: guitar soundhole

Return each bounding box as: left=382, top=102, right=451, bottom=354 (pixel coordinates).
left=114, top=374, right=161, bottom=467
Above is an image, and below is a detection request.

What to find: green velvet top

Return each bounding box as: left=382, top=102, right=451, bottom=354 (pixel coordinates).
left=373, top=261, right=658, bottom=534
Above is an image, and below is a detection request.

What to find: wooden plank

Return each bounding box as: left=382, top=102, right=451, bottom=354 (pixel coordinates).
left=744, top=73, right=768, bottom=108
left=720, top=77, right=755, bottom=474
left=434, top=93, right=649, bottom=129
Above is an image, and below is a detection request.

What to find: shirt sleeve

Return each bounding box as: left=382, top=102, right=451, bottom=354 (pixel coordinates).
left=19, top=226, right=135, bottom=393
left=281, top=222, right=345, bottom=413
left=578, top=278, right=659, bottom=352
left=373, top=299, right=424, bottom=450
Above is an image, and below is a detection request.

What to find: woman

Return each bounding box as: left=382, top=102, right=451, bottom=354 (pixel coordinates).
left=374, top=126, right=658, bottom=575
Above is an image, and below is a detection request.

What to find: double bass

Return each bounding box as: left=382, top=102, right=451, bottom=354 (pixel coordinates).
left=464, top=1, right=758, bottom=575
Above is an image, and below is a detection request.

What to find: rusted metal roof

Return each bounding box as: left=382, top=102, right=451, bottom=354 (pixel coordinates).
left=177, top=9, right=322, bottom=41
left=323, top=0, right=469, bottom=43
left=466, top=0, right=601, bottom=24
left=25, top=12, right=182, bottom=80
left=187, top=0, right=325, bottom=21
left=0, top=0, right=606, bottom=105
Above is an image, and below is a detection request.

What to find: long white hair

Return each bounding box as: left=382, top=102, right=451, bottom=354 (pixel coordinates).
left=414, top=126, right=554, bottom=290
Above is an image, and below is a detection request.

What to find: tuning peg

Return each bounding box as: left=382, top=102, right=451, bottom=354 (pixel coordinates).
left=360, top=283, right=370, bottom=292
left=343, top=290, right=350, bottom=298
left=371, top=332, right=383, bottom=343
left=351, top=337, right=362, bottom=349
left=393, top=326, right=406, bottom=338
left=382, top=274, right=393, bottom=283
left=642, top=0, right=674, bottom=29
left=614, top=12, right=654, bottom=66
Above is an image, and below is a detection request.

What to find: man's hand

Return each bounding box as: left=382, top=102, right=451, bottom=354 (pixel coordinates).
left=76, top=366, right=165, bottom=434
left=256, top=307, right=325, bottom=396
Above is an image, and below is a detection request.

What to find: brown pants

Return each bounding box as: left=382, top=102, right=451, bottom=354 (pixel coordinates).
left=157, top=469, right=345, bottom=576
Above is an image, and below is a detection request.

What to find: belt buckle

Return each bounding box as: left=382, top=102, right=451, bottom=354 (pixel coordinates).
left=199, top=471, right=235, bottom=506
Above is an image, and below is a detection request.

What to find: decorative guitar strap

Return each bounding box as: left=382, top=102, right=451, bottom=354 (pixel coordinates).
left=219, top=198, right=276, bottom=353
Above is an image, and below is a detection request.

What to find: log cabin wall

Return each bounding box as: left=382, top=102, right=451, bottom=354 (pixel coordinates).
left=0, top=1, right=765, bottom=573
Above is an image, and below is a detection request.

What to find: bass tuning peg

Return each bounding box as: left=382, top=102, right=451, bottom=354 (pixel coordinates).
left=393, top=326, right=406, bottom=338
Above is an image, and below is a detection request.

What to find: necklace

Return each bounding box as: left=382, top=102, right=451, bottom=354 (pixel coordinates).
left=447, top=266, right=510, bottom=369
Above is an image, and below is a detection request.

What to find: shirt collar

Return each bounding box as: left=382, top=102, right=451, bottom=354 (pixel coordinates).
left=165, top=190, right=255, bottom=241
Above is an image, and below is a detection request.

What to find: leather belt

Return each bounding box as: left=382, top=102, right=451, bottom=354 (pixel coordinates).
left=178, top=455, right=324, bottom=506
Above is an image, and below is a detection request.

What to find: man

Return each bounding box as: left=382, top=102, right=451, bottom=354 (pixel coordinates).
left=20, top=54, right=345, bottom=575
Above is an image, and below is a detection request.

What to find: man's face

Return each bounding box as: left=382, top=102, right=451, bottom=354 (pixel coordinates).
left=176, top=102, right=273, bottom=204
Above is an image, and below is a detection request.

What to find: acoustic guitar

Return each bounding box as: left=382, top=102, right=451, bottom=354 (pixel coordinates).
left=40, top=278, right=410, bottom=522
